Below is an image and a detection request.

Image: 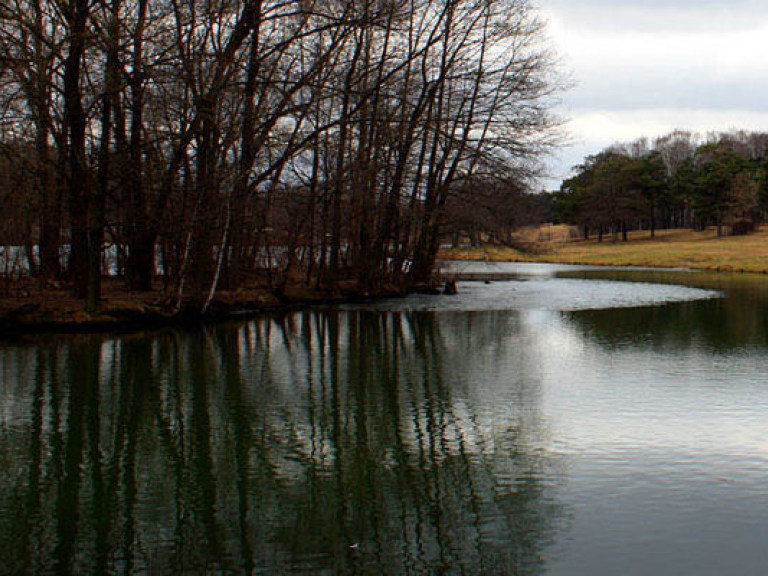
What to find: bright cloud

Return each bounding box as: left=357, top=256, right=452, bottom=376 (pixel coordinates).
left=569, top=109, right=768, bottom=145
left=537, top=0, right=768, bottom=187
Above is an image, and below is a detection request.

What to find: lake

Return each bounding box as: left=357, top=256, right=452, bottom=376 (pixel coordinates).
left=2, top=262, right=768, bottom=575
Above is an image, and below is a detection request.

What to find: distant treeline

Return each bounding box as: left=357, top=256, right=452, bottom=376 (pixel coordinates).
left=0, top=0, right=560, bottom=310
left=553, top=130, right=768, bottom=241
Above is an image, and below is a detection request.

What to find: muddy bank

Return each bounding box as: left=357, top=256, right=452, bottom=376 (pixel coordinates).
left=0, top=279, right=421, bottom=337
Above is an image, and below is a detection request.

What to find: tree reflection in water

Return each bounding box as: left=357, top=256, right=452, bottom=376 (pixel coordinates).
left=0, top=310, right=563, bottom=574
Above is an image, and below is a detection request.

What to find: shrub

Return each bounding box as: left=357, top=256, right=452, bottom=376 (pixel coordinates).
left=730, top=218, right=756, bottom=236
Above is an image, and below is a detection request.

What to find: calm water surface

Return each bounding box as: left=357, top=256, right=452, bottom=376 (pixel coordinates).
left=2, top=263, right=768, bottom=574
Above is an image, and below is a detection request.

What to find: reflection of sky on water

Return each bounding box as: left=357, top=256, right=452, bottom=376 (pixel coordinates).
left=341, top=266, right=768, bottom=575
left=4, top=265, right=768, bottom=574
left=520, top=308, right=768, bottom=452
left=344, top=277, right=719, bottom=315
left=519, top=305, right=768, bottom=575
left=375, top=278, right=717, bottom=312
left=439, top=260, right=692, bottom=277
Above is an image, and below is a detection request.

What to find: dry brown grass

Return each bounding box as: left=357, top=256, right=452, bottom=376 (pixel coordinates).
left=440, top=227, right=768, bottom=274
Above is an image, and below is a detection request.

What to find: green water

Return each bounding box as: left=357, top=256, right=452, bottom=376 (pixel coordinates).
left=2, top=264, right=768, bottom=575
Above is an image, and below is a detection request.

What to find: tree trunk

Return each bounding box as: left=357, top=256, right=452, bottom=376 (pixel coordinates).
left=38, top=144, right=61, bottom=282
left=187, top=104, right=218, bottom=308
left=63, top=0, right=92, bottom=304
left=125, top=0, right=153, bottom=291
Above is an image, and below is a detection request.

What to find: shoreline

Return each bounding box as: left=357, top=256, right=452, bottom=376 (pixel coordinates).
left=442, top=254, right=768, bottom=275
left=438, top=228, right=768, bottom=275
left=7, top=227, right=768, bottom=337
left=0, top=281, right=423, bottom=339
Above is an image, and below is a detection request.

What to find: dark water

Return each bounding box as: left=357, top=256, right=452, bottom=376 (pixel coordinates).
left=2, top=264, right=768, bottom=575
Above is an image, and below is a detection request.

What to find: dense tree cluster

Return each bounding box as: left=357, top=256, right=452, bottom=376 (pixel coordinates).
left=0, top=0, right=560, bottom=310
left=442, top=177, right=551, bottom=246
left=554, top=130, right=768, bottom=241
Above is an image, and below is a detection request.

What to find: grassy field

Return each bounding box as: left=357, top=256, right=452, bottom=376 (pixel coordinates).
left=439, top=226, right=768, bottom=274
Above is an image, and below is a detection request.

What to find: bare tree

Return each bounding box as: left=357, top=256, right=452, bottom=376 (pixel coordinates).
left=0, top=0, right=564, bottom=311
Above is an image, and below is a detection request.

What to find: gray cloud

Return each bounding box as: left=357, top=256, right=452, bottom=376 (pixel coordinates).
left=566, top=76, right=768, bottom=112
left=541, top=0, right=768, bottom=32
left=545, top=0, right=759, bottom=9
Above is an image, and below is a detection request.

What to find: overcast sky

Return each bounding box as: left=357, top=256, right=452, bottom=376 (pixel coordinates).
left=537, top=0, right=768, bottom=188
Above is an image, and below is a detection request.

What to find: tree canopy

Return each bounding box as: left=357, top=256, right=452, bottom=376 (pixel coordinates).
left=553, top=130, right=768, bottom=240
left=0, top=0, right=563, bottom=310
